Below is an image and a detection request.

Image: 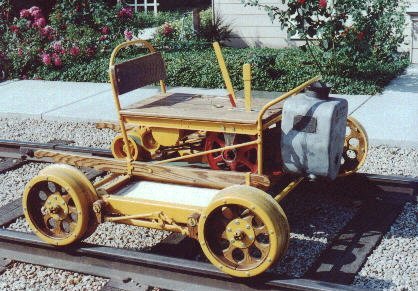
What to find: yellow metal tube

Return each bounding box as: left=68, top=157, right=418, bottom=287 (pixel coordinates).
left=154, top=139, right=259, bottom=165
left=274, top=177, right=304, bottom=202
left=243, top=63, right=252, bottom=112
left=255, top=75, right=321, bottom=175
left=213, top=42, right=237, bottom=106
left=108, top=39, right=166, bottom=167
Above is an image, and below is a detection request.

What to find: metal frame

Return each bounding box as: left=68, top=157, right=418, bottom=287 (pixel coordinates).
left=108, top=39, right=321, bottom=176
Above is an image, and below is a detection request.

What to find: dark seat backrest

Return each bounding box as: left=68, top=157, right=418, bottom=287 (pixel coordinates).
left=112, top=52, right=167, bottom=95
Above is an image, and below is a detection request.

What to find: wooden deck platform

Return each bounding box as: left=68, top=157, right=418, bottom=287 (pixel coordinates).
left=120, top=93, right=283, bottom=125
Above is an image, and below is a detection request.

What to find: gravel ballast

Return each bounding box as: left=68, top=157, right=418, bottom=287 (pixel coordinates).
left=0, top=117, right=417, bottom=290
left=353, top=202, right=418, bottom=290
left=0, top=262, right=107, bottom=291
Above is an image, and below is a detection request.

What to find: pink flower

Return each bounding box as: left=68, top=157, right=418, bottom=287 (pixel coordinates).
left=124, top=29, right=133, bottom=41
left=19, top=9, right=31, bottom=19
left=29, top=6, right=41, bottom=15
left=101, top=26, right=110, bottom=35
left=10, top=25, right=19, bottom=33
left=40, top=26, right=54, bottom=37
left=41, top=53, right=52, bottom=65
left=31, top=9, right=43, bottom=20
left=118, top=7, right=133, bottom=18
left=99, top=35, right=108, bottom=41
left=17, top=48, right=23, bottom=56
left=69, top=46, right=80, bottom=56
left=86, top=47, right=96, bottom=57
left=52, top=41, right=63, bottom=53
left=53, top=54, right=62, bottom=67
left=357, top=31, right=365, bottom=40
left=319, top=0, right=327, bottom=8
left=33, top=17, right=46, bottom=28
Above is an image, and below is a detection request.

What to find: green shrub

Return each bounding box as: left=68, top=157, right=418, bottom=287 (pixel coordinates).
left=33, top=46, right=409, bottom=95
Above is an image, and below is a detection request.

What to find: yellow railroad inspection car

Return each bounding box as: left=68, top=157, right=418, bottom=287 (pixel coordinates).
left=22, top=40, right=368, bottom=277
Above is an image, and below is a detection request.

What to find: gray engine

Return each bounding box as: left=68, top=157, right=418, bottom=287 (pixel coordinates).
left=281, top=86, right=348, bottom=180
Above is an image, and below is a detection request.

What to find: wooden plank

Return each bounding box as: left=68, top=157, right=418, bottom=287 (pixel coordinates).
left=305, top=200, right=404, bottom=285
left=121, top=92, right=283, bottom=124
left=34, top=150, right=270, bottom=190
left=95, top=122, right=135, bottom=132
left=0, top=198, right=23, bottom=226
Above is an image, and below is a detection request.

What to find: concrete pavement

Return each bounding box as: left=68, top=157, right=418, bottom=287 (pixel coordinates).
left=0, top=65, right=417, bottom=148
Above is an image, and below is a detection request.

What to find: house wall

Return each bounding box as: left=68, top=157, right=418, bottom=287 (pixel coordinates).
left=215, top=0, right=418, bottom=54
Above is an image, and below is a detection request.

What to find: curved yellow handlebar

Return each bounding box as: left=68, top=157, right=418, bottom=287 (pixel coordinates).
left=109, top=39, right=157, bottom=67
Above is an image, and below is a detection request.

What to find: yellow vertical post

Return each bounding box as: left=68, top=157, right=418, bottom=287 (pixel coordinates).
left=212, top=42, right=237, bottom=107
left=243, top=63, right=252, bottom=112
left=160, top=80, right=166, bottom=93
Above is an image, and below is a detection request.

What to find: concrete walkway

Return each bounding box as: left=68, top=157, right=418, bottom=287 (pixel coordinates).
left=0, top=65, right=417, bottom=148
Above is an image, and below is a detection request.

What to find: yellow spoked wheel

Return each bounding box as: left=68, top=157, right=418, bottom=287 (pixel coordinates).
left=23, top=165, right=94, bottom=246
left=198, top=185, right=289, bottom=277
left=39, top=164, right=99, bottom=239
left=339, top=116, right=368, bottom=176
left=111, top=134, right=143, bottom=161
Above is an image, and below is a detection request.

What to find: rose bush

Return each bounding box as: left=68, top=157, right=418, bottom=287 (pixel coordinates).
left=243, top=0, right=409, bottom=84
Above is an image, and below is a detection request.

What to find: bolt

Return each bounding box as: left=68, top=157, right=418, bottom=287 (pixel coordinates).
left=227, top=228, right=232, bottom=232
left=246, top=224, right=251, bottom=229
left=268, top=258, right=272, bottom=262
left=235, top=220, right=240, bottom=225
left=249, top=236, right=254, bottom=240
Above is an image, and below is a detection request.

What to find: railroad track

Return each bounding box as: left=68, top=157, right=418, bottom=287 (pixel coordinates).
left=0, top=139, right=416, bottom=291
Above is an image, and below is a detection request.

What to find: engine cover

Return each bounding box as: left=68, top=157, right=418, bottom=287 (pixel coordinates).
left=281, top=93, right=348, bottom=180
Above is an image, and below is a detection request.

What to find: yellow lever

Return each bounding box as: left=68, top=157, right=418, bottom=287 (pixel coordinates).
left=243, top=63, right=252, bottom=112
left=212, top=42, right=237, bottom=107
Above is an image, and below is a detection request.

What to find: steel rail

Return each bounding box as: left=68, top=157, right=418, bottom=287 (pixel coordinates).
left=0, top=138, right=416, bottom=290
left=0, top=229, right=360, bottom=291
left=0, top=139, right=113, bottom=160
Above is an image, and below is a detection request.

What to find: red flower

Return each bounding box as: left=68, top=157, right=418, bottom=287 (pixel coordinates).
left=319, top=0, right=327, bottom=8
left=19, top=9, right=31, bottom=19
left=162, top=22, right=174, bottom=36
left=17, top=48, right=23, bottom=56
left=10, top=25, right=19, bottom=33
left=101, top=26, right=110, bottom=35
left=69, top=46, right=80, bottom=56
left=41, top=53, right=52, bottom=66
left=357, top=31, right=365, bottom=40
left=86, top=47, right=96, bottom=57
left=118, top=7, right=133, bottom=18
left=297, top=0, right=306, bottom=4
left=33, top=17, right=46, bottom=28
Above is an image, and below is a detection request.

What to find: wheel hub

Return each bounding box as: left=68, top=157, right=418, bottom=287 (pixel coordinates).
left=44, top=193, right=68, bottom=220
left=226, top=218, right=255, bottom=248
